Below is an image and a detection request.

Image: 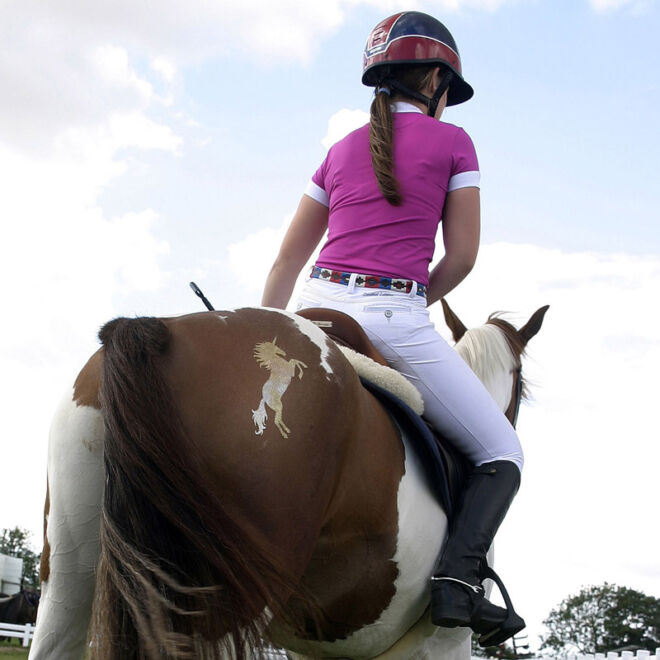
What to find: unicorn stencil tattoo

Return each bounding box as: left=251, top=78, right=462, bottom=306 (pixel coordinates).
left=252, top=338, right=307, bottom=439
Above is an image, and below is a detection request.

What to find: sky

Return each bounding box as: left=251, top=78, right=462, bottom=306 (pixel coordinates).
left=1, top=0, right=659, bottom=652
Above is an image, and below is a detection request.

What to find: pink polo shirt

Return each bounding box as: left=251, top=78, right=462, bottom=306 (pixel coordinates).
left=305, top=102, right=479, bottom=286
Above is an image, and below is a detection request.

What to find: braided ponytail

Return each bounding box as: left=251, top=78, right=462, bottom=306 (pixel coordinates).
left=369, top=89, right=401, bottom=206
left=368, top=65, right=438, bottom=206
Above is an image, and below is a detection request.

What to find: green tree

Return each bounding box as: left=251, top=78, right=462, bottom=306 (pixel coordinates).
left=541, top=583, right=660, bottom=654
left=0, top=527, right=41, bottom=591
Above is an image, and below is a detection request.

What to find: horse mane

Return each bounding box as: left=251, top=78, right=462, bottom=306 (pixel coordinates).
left=455, top=314, right=529, bottom=402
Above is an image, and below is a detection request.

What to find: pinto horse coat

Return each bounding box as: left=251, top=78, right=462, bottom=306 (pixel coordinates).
left=31, top=304, right=547, bottom=660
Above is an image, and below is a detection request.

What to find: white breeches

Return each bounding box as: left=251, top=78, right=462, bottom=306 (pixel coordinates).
left=297, top=278, right=523, bottom=472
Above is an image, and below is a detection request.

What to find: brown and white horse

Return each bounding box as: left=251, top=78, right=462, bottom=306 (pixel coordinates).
left=30, top=301, right=547, bottom=660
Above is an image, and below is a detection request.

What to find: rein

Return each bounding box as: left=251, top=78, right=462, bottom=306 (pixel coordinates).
left=510, top=366, right=523, bottom=429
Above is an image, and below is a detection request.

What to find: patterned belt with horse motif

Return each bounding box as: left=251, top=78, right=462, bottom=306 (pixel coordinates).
left=310, top=265, right=427, bottom=297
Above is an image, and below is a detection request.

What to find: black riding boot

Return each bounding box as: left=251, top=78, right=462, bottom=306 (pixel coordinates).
left=431, top=460, right=525, bottom=647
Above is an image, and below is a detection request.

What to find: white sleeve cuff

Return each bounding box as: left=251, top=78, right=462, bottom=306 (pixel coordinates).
left=304, top=180, right=329, bottom=207
left=447, top=170, right=480, bottom=192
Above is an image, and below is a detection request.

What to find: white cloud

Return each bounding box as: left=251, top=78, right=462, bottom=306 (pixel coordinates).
left=321, top=109, right=370, bottom=149
left=226, top=214, right=328, bottom=307
left=346, top=0, right=520, bottom=12
left=150, top=56, right=177, bottom=84
left=107, top=112, right=183, bottom=153
left=0, top=0, right=533, bottom=151
left=92, top=45, right=154, bottom=101
left=0, top=134, right=171, bottom=540
left=227, top=216, right=293, bottom=294
left=588, top=0, right=651, bottom=11
left=0, top=146, right=170, bottom=348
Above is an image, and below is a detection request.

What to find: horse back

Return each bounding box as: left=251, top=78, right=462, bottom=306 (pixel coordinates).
left=160, top=308, right=371, bottom=570
left=164, top=309, right=400, bottom=573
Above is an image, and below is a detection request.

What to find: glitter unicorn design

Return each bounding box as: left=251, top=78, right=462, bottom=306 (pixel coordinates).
left=252, top=338, right=307, bottom=439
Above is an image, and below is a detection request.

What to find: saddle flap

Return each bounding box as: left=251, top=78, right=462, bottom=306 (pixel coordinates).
left=296, top=308, right=390, bottom=366
left=360, top=379, right=470, bottom=519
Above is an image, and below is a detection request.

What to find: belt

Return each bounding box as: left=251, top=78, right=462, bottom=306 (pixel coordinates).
left=310, top=266, right=427, bottom=297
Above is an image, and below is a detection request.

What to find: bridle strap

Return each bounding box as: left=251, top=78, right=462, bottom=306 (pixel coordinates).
left=511, top=366, right=523, bottom=429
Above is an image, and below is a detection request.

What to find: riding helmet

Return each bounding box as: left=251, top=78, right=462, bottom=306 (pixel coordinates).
left=362, top=11, right=474, bottom=106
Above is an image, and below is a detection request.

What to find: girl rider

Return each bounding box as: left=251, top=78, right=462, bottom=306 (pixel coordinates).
left=261, top=11, right=525, bottom=646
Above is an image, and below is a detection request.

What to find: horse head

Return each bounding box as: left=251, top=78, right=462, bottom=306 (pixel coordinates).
left=441, top=299, right=549, bottom=347
left=441, top=298, right=549, bottom=425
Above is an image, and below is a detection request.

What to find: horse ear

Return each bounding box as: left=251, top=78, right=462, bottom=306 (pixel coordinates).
left=441, top=298, right=468, bottom=343
left=519, top=305, right=549, bottom=345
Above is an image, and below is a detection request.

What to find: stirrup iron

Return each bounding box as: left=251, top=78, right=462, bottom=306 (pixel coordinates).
left=476, top=566, right=525, bottom=647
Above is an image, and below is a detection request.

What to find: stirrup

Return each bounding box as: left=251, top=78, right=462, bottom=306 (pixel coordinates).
left=476, top=566, right=525, bottom=647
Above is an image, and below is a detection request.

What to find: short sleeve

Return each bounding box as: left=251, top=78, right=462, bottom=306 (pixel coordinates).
left=304, top=156, right=330, bottom=206
left=448, top=128, right=480, bottom=192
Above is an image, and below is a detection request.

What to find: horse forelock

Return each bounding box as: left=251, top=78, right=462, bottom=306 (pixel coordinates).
left=456, top=322, right=528, bottom=406
left=456, top=323, right=516, bottom=371
left=487, top=315, right=531, bottom=402
left=486, top=315, right=527, bottom=362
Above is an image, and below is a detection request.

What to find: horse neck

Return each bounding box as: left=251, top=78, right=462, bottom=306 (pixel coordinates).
left=455, top=324, right=520, bottom=410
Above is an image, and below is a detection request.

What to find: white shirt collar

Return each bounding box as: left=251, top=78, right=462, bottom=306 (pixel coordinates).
left=391, top=100, right=424, bottom=114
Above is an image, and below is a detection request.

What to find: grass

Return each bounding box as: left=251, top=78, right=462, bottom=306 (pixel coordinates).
left=0, top=639, right=30, bottom=657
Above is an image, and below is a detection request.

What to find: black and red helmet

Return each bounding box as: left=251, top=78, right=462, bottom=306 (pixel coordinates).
left=362, top=11, right=474, bottom=106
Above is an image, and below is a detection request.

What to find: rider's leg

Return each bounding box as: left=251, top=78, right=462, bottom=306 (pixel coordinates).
left=295, top=281, right=525, bottom=639
left=430, top=460, right=525, bottom=645
left=298, top=287, right=526, bottom=644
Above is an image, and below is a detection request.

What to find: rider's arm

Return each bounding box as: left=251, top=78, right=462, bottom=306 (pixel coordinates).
left=261, top=195, right=329, bottom=309
left=426, top=186, right=480, bottom=306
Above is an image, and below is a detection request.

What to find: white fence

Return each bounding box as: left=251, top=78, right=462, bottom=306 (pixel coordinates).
left=0, top=621, right=35, bottom=647
left=539, top=651, right=660, bottom=660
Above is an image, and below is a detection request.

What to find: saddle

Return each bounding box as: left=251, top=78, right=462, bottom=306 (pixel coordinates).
left=296, top=308, right=470, bottom=517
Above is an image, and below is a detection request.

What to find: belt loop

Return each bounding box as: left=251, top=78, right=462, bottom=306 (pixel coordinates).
left=348, top=272, right=358, bottom=292
left=409, top=281, right=418, bottom=298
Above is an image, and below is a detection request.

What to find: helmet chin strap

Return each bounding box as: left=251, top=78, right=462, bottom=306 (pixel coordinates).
left=387, top=71, right=454, bottom=117
left=428, top=71, right=454, bottom=117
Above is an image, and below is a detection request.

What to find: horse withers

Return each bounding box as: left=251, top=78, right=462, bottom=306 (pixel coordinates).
left=31, top=301, right=547, bottom=660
